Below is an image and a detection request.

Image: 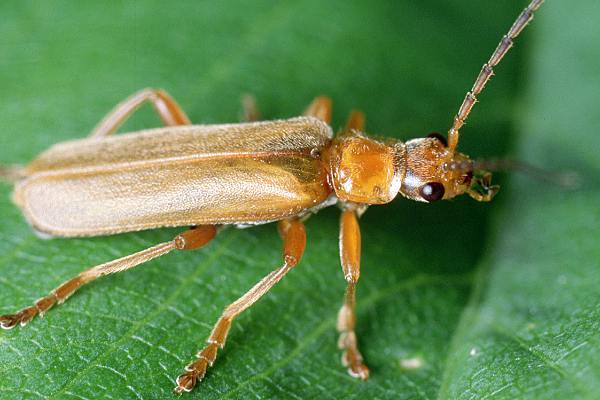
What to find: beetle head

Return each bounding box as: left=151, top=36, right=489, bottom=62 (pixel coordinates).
left=397, top=133, right=499, bottom=203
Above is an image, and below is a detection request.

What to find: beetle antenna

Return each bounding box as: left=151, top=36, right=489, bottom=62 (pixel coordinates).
left=446, top=158, right=580, bottom=189
left=447, top=0, right=545, bottom=151
left=0, top=164, right=25, bottom=183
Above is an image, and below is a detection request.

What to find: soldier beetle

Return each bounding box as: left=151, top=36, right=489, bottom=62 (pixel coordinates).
left=0, top=0, right=545, bottom=394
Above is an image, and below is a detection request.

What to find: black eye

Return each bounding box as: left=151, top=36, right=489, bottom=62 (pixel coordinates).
left=426, top=132, right=447, bottom=147
left=419, top=182, right=445, bottom=202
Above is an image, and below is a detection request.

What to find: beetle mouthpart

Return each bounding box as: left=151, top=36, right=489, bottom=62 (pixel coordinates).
left=467, top=171, right=500, bottom=202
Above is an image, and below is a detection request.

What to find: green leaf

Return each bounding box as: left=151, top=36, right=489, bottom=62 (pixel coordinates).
left=439, top=2, right=600, bottom=399
left=1, top=1, right=597, bottom=399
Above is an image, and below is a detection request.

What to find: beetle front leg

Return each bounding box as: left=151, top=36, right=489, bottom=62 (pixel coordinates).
left=337, top=207, right=370, bottom=380
left=174, top=218, right=306, bottom=394
left=89, top=88, right=191, bottom=137
left=0, top=226, right=216, bottom=330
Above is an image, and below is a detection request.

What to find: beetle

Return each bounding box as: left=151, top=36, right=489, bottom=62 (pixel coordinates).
left=0, top=0, right=544, bottom=395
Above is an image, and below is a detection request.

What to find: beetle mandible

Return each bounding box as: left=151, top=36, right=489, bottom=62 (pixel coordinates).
left=0, top=0, right=544, bottom=394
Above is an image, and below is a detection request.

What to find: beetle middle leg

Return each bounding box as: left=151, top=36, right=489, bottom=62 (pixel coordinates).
left=304, top=96, right=332, bottom=123
left=337, top=207, right=369, bottom=380
left=174, top=218, right=306, bottom=394
left=0, top=226, right=216, bottom=330
left=89, top=88, right=191, bottom=137
left=241, top=94, right=261, bottom=122
left=242, top=95, right=332, bottom=123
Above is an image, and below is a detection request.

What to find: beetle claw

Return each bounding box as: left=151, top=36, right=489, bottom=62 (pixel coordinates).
left=0, top=306, right=38, bottom=330
left=173, top=372, right=198, bottom=395
left=0, top=313, right=20, bottom=330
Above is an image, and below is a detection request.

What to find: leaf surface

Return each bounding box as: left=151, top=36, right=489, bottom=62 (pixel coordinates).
left=0, top=1, right=598, bottom=399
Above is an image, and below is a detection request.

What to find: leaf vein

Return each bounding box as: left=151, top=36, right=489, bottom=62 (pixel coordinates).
left=46, top=230, right=239, bottom=399
left=218, top=273, right=471, bottom=399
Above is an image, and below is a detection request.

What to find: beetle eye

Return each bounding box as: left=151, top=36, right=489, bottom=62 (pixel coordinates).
left=426, top=132, right=447, bottom=147
left=419, top=182, right=445, bottom=202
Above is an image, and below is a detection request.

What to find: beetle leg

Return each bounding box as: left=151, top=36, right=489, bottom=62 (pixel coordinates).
left=0, top=164, right=25, bottom=184
left=304, top=96, right=332, bottom=124
left=241, top=94, right=261, bottom=122
left=336, top=110, right=366, bottom=138
left=174, top=218, right=306, bottom=395
left=345, top=110, right=365, bottom=132
left=89, top=88, right=191, bottom=137
left=0, top=226, right=216, bottom=330
left=337, top=207, right=370, bottom=380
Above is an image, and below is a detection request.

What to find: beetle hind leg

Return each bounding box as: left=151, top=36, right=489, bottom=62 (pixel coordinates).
left=304, top=96, right=332, bottom=124
left=174, top=218, right=306, bottom=394
left=89, top=88, right=191, bottom=138
left=241, top=94, right=261, bottom=122
left=0, top=226, right=216, bottom=330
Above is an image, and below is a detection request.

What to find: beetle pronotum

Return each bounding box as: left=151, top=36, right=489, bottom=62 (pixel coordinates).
left=0, top=0, right=544, bottom=395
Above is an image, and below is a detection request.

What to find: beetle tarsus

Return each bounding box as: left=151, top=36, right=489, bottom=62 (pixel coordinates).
left=173, top=319, right=228, bottom=394
left=173, top=370, right=201, bottom=395
left=0, top=306, right=38, bottom=329
left=0, top=313, right=20, bottom=330
left=343, top=351, right=370, bottom=380
left=339, top=330, right=370, bottom=380
left=174, top=357, right=210, bottom=395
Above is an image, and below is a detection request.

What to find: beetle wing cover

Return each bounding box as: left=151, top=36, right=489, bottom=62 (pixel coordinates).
left=14, top=117, right=333, bottom=237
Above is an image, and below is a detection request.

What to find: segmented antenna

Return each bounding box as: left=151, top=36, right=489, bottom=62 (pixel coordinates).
left=447, top=0, right=545, bottom=151
left=444, top=158, right=580, bottom=189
